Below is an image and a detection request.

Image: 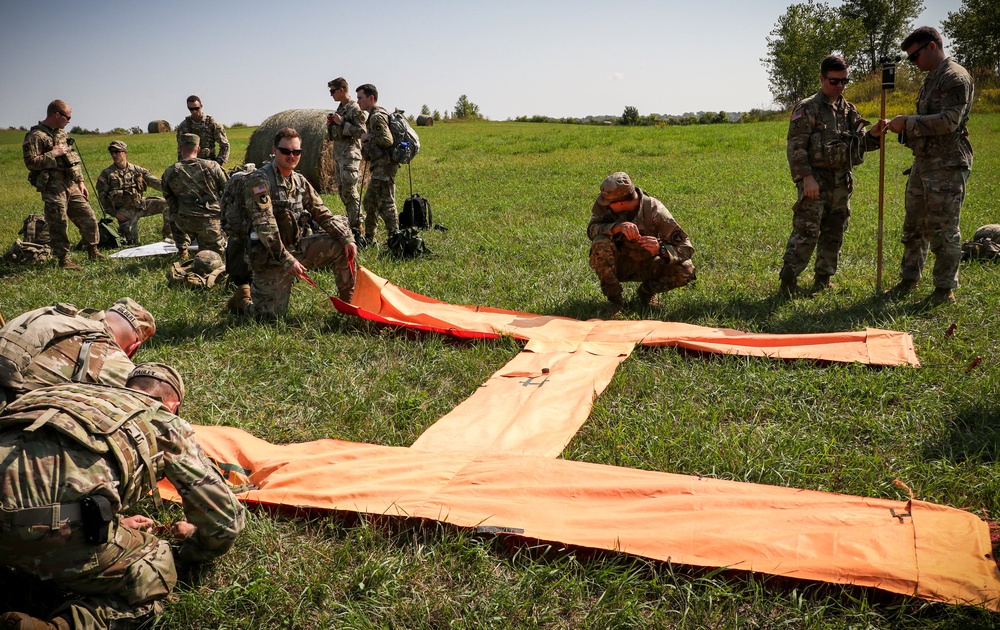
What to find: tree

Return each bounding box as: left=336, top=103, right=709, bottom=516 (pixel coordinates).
left=432, top=109, right=441, bottom=121
left=620, top=106, right=640, bottom=126
left=942, top=0, right=1000, bottom=72
left=764, top=1, right=850, bottom=108
left=453, top=95, right=481, bottom=119
left=840, top=0, right=924, bottom=75
left=420, top=104, right=431, bottom=116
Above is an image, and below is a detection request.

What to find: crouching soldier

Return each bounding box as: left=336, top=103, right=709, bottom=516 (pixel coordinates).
left=97, top=140, right=170, bottom=245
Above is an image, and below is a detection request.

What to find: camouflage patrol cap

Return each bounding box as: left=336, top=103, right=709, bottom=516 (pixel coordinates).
left=180, top=133, right=200, bottom=146
left=127, top=362, right=185, bottom=405
left=108, top=140, right=127, bottom=152
left=107, top=297, right=156, bottom=342
left=598, top=172, right=637, bottom=206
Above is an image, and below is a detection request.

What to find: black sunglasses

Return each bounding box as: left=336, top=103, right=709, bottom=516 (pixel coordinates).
left=275, top=147, right=303, bottom=157
left=907, top=41, right=931, bottom=63
left=188, top=106, right=201, bottom=112
left=58, top=111, right=72, bottom=121
left=824, top=76, right=850, bottom=86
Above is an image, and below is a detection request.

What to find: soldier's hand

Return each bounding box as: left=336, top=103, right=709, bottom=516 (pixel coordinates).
left=290, top=260, right=308, bottom=279
left=614, top=222, right=641, bottom=241
left=332, top=113, right=343, bottom=125
left=116, top=213, right=128, bottom=223
left=50, top=143, right=68, bottom=157
left=639, top=236, right=660, bottom=255
left=171, top=520, right=197, bottom=539
left=802, top=175, right=819, bottom=200
left=888, top=115, right=908, bottom=134
left=870, top=119, right=888, bottom=137
left=79, top=182, right=89, bottom=200
left=121, top=514, right=156, bottom=531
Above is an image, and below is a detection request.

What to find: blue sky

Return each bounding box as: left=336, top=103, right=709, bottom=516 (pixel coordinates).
left=0, top=0, right=960, bottom=131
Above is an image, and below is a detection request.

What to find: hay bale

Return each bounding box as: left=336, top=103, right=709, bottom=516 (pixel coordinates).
left=416, top=115, right=434, bottom=127
left=246, top=109, right=339, bottom=193
left=147, top=120, right=171, bottom=134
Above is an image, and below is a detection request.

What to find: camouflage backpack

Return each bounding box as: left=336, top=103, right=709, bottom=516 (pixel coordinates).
left=387, top=109, right=420, bottom=164
left=962, top=224, right=1000, bottom=261
left=386, top=227, right=429, bottom=259
left=221, top=163, right=256, bottom=238
left=167, top=250, right=225, bottom=289
left=19, top=214, right=49, bottom=244
left=2, top=240, right=52, bottom=266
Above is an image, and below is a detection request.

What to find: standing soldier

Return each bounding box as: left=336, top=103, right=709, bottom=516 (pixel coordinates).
left=885, top=26, right=974, bottom=305
left=779, top=55, right=885, bottom=297
left=21, top=100, right=102, bottom=270
left=357, top=84, right=399, bottom=244
left=162, top=134, right=228, bottom=259
left=175, top=95, right=230, bottom=165
left=96, top=140, right=170, bottom=245
left=327, top=77, right=368, bottom=235
left=228, top=127, right=357, bottom=319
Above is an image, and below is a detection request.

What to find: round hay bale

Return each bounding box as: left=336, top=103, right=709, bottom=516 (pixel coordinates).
left=147, top=120, right=171, bottom=134
left=246, top=109, right=340, bottom=193
left=416, top=115, right=434, bottom=127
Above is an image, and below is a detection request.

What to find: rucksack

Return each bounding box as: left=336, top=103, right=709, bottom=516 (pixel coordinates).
left=167, top=251, right=225, bottom=289
left=962, top=224, right=1000, bottom=261
left=386, top=227, right=429, bottom=259
left=2, top=240, right=52, bottom=266
left=97, top=218, right=128, bottom=249
left=221, top=163, right=256, bottom=238
left=400, top=194, right=432, bottom=230
left=19, top=214, right=49, bottom=245
left=387, top=109, right=420, bottom=164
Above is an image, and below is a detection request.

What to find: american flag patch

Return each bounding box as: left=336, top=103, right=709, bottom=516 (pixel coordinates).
left=252, top=183, right=267, bottom=195
left=790, top=110, right=803, bottom=122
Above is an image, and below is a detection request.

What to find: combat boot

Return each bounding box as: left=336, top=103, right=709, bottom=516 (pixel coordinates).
left=637, top=285, right=659, bottom=308
left=0, top=612, right=69, bottom=630
left=778, top=278, right=802, bottom=298
left=927, top=287, right=956, bottom=305
left=227, top=284, right=252, bottom=314
left=602, top=297, right=624, bottom=318
left=86, top=244, right=106, bottom=260
left=58, top=254, right=81, bottom=270
left=885, top=278, right=918, bottom=299
left=811, top=273, right=834, bottom=293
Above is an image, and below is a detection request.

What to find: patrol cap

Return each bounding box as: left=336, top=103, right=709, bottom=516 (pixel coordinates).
left=127, top=362, right=185, bottom=405
left=597, top=172, right=637, bottom=206
left=107, top=297, right=156, bottom=342
left=108, top=140, right=127, bottom=152
left=180, top=133, right=201, bottom=146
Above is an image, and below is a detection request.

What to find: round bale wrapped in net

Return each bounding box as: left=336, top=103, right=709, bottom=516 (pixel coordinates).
left=147, top=120, right=171, bottom=134
left=416, top=114, right=434, bottom=127
left=246, top=109, right=338, bottom=194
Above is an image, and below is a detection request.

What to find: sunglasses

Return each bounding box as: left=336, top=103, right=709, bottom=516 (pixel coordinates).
left=58, top=111, right=71, bottom=121
left=275, top=147, right=303, bottom=157
left=824, top=76, right=850, bottom=86
left=188, top=106, right=201, bottom=112
left=109, top=149, right=124, bottom=154
left=907, top=41, right=931, bottom=63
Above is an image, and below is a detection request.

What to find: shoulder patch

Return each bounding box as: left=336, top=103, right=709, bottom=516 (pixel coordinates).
left=790, top=109, right=803, bottom=122
left=252, top=183, right=267, bottom=196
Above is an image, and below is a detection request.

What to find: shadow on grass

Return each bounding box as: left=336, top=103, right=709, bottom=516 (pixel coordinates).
left=921, top=403, right=1000, bottom=465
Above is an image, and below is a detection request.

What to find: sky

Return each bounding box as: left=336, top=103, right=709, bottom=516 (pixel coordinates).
left=0, top=0, right=962, bottom=132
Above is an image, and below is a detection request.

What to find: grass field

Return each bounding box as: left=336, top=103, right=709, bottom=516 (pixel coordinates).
left=1, top=114, right=1000, bottom=628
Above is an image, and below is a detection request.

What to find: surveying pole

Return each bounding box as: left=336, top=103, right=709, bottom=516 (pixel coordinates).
left=876, top=57, right=898, bottom=293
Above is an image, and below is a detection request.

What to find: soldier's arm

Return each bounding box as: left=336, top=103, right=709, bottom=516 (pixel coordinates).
left=96, top=167, right=112, bottom=209
left=650, top=202, right=694, bottom=261
left=138, top=165, right=162, bottom=192
left=305, top=179, right=353, bottom=245
left=175, top=123, right=185, bottom=159
left=162, top=169, right=179, bottom=215
left=905, top=71, right=973, bottom=138
left=22, top=133, right=59, bottom=171
left=215, top=121, right=230, bottom=164
left=586, top=201, right=618, bottom=241
left=371, top=112, right=394, bottom=149
left=345, top=106, right=368, bottom=140
left=159, top=413, right=246, bottom=564
left=245, top=175, right=297, bottom=269
left=786, top=103, right=815, bottom=182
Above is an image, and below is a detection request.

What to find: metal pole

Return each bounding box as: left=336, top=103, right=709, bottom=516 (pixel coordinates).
left=877, top=87, right=886, bottom=293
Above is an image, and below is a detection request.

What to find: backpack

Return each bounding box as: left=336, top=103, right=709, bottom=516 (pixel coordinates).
left=2, top=240, right=52, bottom=266
left=167, top=251, right=225, bottom=289
left=221, top=163, right=256, bottom=237
left=400, top=194, right=432, bottom=230
left=19, top=214, right=49, bottom=245
left=97, top=218, right=128, bottom=250
left=387, top=109, right=420, bottom=164
left=962, top=224, right=1000, bottom=261
left=386, top=227, right=429, bottom=259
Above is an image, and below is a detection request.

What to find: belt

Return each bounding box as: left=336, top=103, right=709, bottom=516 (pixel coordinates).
left=0, top=502, right=83, bottom=530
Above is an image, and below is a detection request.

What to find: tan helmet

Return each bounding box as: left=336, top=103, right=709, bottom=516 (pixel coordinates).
left=190, top=250, right=223, bottom=275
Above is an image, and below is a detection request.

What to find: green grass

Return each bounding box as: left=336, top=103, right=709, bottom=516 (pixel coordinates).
left=2, top=117, right=1000, bottom=628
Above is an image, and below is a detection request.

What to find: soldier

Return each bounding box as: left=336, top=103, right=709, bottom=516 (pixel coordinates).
left=588, top=172, right=696, bottom=315
left=0, top=298, right=156, bottom=407
left=227, top=127, right=357, bottom=319
left=0, top=365, right=246, bottom=630
left=885, top=26, right=975, bottom=305
left=779, top=55, right=886, bottom=297
left=357, top=84, right=399, bottom=243
left=327, top=77, right=368, bottom=233
left=174, top=95, right=229, bottom=164
left=162, top=134, right=228, bottom=259
left=96, top=140, right=170, bottom=245
left=22, top=100, right=102, bottom=270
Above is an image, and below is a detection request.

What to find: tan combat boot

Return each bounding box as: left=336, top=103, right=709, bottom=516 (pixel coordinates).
left=778, top=278, right=801, bottom=298
left=86, top=244, right=106, bottom=260
left=885, top=278, right=918, bottom=299
left=227, top=284, right=252, bottom=314
left=57, top=254, right=81, bottom=270
left=811, top=274, right=834, bottom=293
left=637, top=285, right=659, bottom=308
left=927, top=287, right=956, bottom=305
left=0, top=612, right=69, bottom=630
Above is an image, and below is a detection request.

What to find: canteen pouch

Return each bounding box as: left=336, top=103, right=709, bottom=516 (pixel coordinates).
left=81, top=495, right=114, bottom=544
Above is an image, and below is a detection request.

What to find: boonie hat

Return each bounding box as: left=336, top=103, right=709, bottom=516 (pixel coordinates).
left=598, top=172, right=637, bottom=206
left=180, top=133, right=200, bottom=146
left=107, top=297, right=156, bottom=342
left=108, top=140, right=127, bottom=152
left=128, top=362, right=185, bottom=405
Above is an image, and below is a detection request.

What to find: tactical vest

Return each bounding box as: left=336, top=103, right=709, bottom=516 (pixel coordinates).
left=107, top=165, right=147, bottom=208
left=28, top=124, right=82, bottom=181
left=0, top=303, right=109, bottom=397
left=258, top=163, right=306, bottom=247
left=0, top=383, right=165, bottom=507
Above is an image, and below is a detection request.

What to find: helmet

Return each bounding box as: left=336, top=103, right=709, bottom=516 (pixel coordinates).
left=190, top=250, right=223, bottom=275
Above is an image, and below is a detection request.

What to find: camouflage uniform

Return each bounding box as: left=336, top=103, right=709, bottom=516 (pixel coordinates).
left=896, top=57, right=974, bottom=290
left=175, top=115, right=229, bottom=164
left=97, top=162, right=169, bottom=245
left=241, top=159, right=356, bottom=318
left=161, top=158, right=228, bottom=256
left=588, top=188, right=696, bottom=303
left=780, top=91, right=881, bottom=285
left=329, top=100, right=368, bottom=229
left=0, top=383, right=246, bottom=629
left=22, top=123, right=99, bottom=259
left=360, top=106, right=399, bottom=240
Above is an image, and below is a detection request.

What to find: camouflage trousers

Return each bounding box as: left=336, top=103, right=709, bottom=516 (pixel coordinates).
left=334, top=156, right=362, bottom=230
left=780, top=171, right=852, bottom=282
left=898, top=162, right=969, bottom=289
left=363, top=170, right=399, bottom=240
left=41, top=179, right=98, bottom=258
left=0, top=518, right=176, bottom=630
left=115, top=197, right=170, bottom=245
left=589, top=236, right=696, bottom=301
left=171, top=212, right=225, bottom=257
left=226, top=236, right=251, bottom=286
left=246, top=233, right=355, bottom=318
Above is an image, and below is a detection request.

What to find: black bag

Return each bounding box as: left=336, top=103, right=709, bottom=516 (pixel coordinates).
left=400, top=194, right=432, bottom=230
left=387, top=227, right=429, bottom=259
left=97, top=217, right=128, bottom=249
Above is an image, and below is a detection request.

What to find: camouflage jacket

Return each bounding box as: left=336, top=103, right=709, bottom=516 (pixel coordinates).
left=97, top=162, right=162, bottom=212
left=329, top=99, right=368, bottom=161
left=787, top=91, right=880, bottom=182
left=176, top=114, right=230, bottom=164
left=587, top=188, right=695, bottom=262
left=162, top=158, right=228, bottom=219
left=900, top=57, right=974, bottom=169
left=361, top=106, right=395, bottom=177
left=22, top=122, right=83, bottom=183
left=0, top=383, right=246, bottom=564
left=0, top=303, right=134, bottom=400
left=243, top=160, right=354, bottom=270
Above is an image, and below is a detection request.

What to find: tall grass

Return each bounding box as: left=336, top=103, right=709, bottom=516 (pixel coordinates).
left=1, top=116, right=999, bottom=628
